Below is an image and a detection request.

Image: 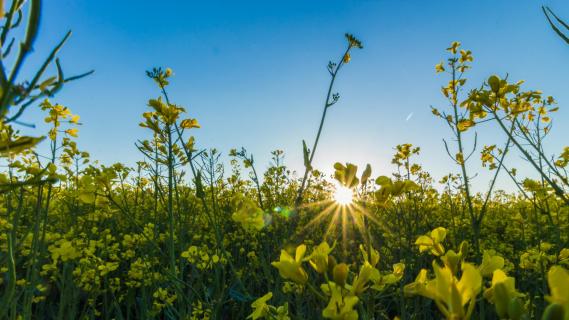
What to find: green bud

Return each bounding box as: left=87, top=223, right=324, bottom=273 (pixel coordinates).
left=327, top=256, right=337, bottom=276
left=488, top=75, right=501, bottom=92
left=333, top=263, right=349, bottom=287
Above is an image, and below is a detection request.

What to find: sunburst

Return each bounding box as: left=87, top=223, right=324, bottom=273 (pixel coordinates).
left=333, top=185, right=354, bottom=205
left=298, top=183, right=387, bottom=249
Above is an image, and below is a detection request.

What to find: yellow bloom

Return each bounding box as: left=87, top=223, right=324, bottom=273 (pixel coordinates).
left=359, top=244, right=380, bottom=267
left=404, top=262, right=482, bottom=319
left=350, top=262, right=379, bottom=295
left=415, top=227, right=447, bottom=256
left=373, top=263, right=406, bottom=290
left=546, top=266, right=569, bottom=314
left=50, top=240, right=81, bottom=262
left=180, top=118, right=201, bottom=129
left=478, top=251, right=505, bottom=277
left=306, top=241, right=334, bottom=274
left=232, top=196, right=266, bottom=232
left=457, top=119, right=475, bottom=132
left=322, top=282, right=359, bottom=320
left=435, top=62, right=445, bottom=73
left=272, top=245, right=308, bottom=284
left=483, top=270, right=523, bottom=319
left=248, top=292, right=272, bottom=320
left=65, top=128, right=79, bottom=137
left=447, top=41, right=461, bottom=54
left=459, top=49, right=473, bottom=63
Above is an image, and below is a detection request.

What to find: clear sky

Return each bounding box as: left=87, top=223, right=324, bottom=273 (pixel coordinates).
left=19, top=0, right=569, bottom=192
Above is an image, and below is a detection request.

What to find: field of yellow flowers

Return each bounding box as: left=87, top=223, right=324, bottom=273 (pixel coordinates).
left=1, top=1, right=569, bottom=320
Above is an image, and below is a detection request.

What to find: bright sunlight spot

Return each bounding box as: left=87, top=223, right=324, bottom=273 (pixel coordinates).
left=333, top=185, right=354, bottom=205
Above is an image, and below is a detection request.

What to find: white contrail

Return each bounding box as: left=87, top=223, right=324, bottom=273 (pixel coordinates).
left=406, top=112, right=414, bottom=121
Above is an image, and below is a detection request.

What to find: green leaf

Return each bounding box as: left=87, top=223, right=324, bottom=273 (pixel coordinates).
left=375, top=176, right=392, bottom=187
left=78, top=192, right=95, bottom=204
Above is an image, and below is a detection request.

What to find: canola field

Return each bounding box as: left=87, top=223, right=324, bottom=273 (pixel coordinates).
left=1, top=1, right=569, bottom=319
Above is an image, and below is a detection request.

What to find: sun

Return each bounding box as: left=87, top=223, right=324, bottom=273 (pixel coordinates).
left=300, top=182, right=386, bottom=250
left=333, top=185, right=354, bottom=206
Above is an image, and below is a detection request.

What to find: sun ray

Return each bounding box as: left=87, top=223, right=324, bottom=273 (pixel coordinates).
left=303, top=201, right=339, bottom=230
left=325, top=205, right=342, bottom=242
left=296, top=198, right=335, bottom=210
left=296, top=181, right=395, bottom=249
left=350, top=202, right=393, bottom=237
left=341, top=205, right=349, bottom=252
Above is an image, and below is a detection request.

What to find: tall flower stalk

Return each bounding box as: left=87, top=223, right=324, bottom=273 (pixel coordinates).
left=295, top=34, right=363, bottom=207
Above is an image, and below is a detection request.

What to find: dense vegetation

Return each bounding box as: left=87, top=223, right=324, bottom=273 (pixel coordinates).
left=1, top=1, right=569, bottom=319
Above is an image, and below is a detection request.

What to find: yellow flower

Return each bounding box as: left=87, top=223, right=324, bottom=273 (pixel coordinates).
left=456, top=152, right=465, bottom=165
left=415, top=227, right=447, bottom=256
left=478, top=251, right=505, bottom=277
left=435, top=62, right=445, bottom=73
left=373, top=263, right=406, bottom=290
left=446, top=41, right=461, bottom=54
left=272, top=245, right=308, bottom=284
left=322, top=282, right=359, bottom=320
left=50, top=240, right=81, bottom=262
left=359, top=244, right=380, bottom=267
left=65, top=128, right=79, bottom=137
left=306, top=241, right=334, bottom=274
left=180, top=118, right=201, bottom=129
left=546, top=266, right=569, bottom=314
left=350, top=262, right=379, bottom=295
left=248, top=292, right=272, bottom=320
left=483, top=270, right=523, bottom=319
left=232, top=196, right=266, bottom=232
left=459, top=49, right=473, bottom=63
left=404, top=262, right=482, bottom=319
left=457, top=119, right=475, bottom=132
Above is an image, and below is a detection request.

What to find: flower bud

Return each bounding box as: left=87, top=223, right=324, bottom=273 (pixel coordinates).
left=327, top=255, right=337, bottom=276
left=333, top=263, right=349, bottom=286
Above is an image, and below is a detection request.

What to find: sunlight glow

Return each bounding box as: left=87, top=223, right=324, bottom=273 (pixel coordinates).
left=333, top=185, right=354, bottom=206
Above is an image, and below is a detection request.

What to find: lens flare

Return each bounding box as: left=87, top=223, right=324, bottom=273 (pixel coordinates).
left=333, top=185, right=353, bottom=206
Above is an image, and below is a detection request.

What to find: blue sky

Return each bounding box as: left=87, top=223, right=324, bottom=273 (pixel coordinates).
left=19, top=0, right=569, bottom=192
